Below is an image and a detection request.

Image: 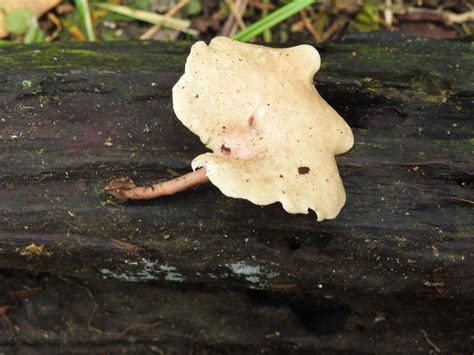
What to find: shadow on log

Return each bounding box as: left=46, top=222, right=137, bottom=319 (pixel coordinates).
left=0, top=32, right=473, bottom=353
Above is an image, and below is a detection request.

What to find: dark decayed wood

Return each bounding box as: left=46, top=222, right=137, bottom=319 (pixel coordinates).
left=0, top=32, right=472, bottom=353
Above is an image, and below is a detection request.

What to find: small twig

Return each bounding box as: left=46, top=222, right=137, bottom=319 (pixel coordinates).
left=226, top=0, right=248, bottom=30
left=320, top=15, right=349, bottom=43
left=422, top=281, right=444, bottom=289
left=443, top=10, right=474, bottom=24
left=248, top=0, right=274, bottom=11
left=140, top=0, right=189, bottom=40
left=94, top=3, right=196, bottom=35
left=0, top=306, right=15, bottom=336
left=384, top=0, right=393, bottom=26
left=221, top=0, right=248, bottom=37
left=300, top=10, right=320, bottom=42
left=420, top=329, right=441, bottom=353
left=45, top=13, right=62, bottom=42
left=394, top=6, right=474, bottom=25
left=106, top=168, right=209, bottom=201
left=58, top=275, right=162, bottom=336
left=450, top=196, right=474, bottom=204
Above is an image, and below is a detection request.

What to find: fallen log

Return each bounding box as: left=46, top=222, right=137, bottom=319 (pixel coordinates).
left=0, top=32, right=473, bottom=352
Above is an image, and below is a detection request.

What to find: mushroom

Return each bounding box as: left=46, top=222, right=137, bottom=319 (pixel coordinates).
left=106, top=37, right=354, bottom=221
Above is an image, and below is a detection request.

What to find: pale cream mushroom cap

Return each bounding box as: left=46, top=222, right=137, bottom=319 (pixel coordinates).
left=172, top=37, right=354, bottom=221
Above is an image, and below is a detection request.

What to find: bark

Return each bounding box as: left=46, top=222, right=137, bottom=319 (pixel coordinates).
left=0, top=32, right=473, bottom=353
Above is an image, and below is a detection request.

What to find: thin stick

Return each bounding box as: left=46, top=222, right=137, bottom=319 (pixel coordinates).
left=140, top=0, right=189, bottom=40
left=249, top=0, right=274, bottom=11
left=226, top=0, right=248, bottom=30
left=390, top=6, right=474, bottom=25
left=106, top=168, right=209, bottom=201
left=320, top=15, right=348, bottom=43
left=384, top=0, right=393, bottom=27
left=451, top=196, right=474, bottom=204
left=222, top=0, right=248, bottom=37
left=300, top=10, right=320, bottom=42
left=45, top=13, right=62, bottom=42
left=443, top=10, right=474, bottom=24
left=420, top=329, right=441, bottom=353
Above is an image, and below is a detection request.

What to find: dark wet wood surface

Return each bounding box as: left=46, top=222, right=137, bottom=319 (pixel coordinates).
left=0, top=32, right=473, bottom=353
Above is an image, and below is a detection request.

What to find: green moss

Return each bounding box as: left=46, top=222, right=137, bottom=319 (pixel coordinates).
left=462, top=52, right=474, bottom=60
left=355, top=141, right=384, bottom=149
left=0, top=42, right=188, bottom=72
left=64, top=48, right=109, bottom=56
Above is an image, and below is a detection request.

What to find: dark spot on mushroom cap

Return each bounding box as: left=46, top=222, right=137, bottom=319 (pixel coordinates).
left=298, top=167, right=310, bottom=175
left=221, top=144, right=231, bottom=154
left=248, top=115, right=254, bottom=126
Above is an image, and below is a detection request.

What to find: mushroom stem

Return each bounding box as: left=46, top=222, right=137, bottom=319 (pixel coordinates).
left=106, top=168, right=209, bottom=200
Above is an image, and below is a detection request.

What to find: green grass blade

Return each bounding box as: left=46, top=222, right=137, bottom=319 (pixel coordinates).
left=233, top=0, right=315, bottom=42
left=262, top=0, right=272, bottom=43
left=76, top=0, right=96, bottom=41
left=94, top=3, right=198, bottom=36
